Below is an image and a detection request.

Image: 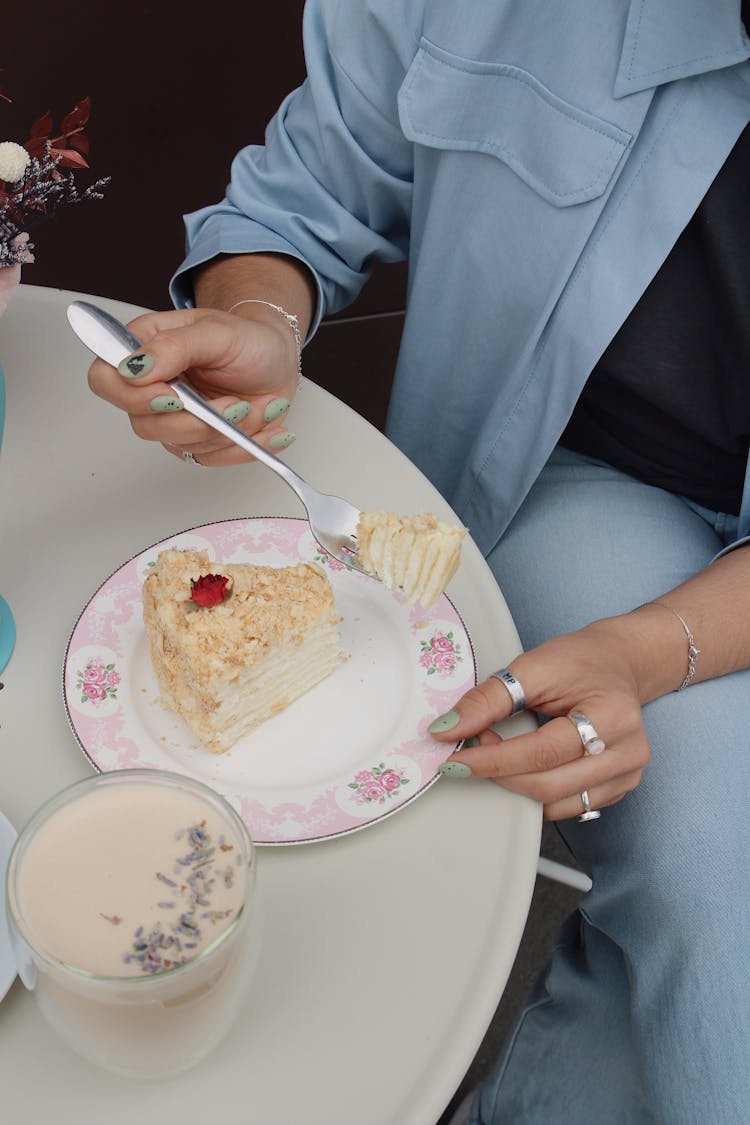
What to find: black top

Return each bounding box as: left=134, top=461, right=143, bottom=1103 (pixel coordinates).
left=561, top=8, right=750, bottom=515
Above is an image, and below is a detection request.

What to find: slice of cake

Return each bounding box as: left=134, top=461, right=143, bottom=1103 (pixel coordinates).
left=355, top=512, right=465, bottom=608
left=143, top=549, right=343, bottom=753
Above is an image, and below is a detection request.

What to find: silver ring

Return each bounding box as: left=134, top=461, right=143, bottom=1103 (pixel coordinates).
left=490, top=668, right=526, bottom=715
left=567, top=709, right=606, bottom=756
left=182, top=450, right=201, bottom=466
left=577, top=789, right=601, bottom=823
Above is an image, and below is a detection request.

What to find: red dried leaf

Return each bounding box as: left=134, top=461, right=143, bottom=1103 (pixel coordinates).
left=68, top=134, right=90, bottom=155
left=23, top=137, right=45, bottom=159
left=60, top=97, right=91, bottom=135
left=52, top=147, right=89, bottom=169
left=30, top=111, right=53, bottom=139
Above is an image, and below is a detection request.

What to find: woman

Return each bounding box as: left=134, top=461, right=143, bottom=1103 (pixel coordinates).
left=88, top=3, right=750, bottom=1121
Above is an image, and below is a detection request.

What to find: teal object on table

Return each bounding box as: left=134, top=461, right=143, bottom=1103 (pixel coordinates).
left=0, top=363, right=15, bottom=673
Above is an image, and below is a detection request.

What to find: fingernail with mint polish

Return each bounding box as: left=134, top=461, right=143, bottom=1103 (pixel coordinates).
left=439, top=761, right=473, bottom=778
left=428, top=710, right=461, bottom=734
left=461, top=736, right=480, bottom=749
left=118, top=352, right=154, bottom=379
left=149, top=395, right=184, bottom=413
left=269, top=431, right=295, bottom=450
left=265, top=397, right=290, bottom=423
left=222, top=401, right=251, bottom=424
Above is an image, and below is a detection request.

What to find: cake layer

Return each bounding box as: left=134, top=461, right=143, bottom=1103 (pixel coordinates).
left=143, top=549, right=343, bottom=753
left=356, top=512, right=465, bottom=608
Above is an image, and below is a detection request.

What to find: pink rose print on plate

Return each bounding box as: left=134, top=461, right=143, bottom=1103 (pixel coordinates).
left=419, top=630, right=463, bottom=677
left=347, top=763, right=410, bottom=805
left=313, top=549, right=347, bottom=572
left=76, top=657, right=120, bottom=704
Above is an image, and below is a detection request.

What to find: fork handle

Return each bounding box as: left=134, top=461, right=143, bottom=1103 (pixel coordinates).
left=171, top=379, right=309, bottom=502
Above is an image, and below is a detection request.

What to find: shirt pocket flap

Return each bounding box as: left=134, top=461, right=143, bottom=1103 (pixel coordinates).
left=398, top=40, right=631, bottom=207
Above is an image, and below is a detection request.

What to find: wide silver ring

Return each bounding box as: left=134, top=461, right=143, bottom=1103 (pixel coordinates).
left=490, top=668, right=526, bottom=715
left=577, top=789, right=601, bottom=823
left=567, top=709, right=606, bottom=756
left=182, top=449, right=201, bottom=466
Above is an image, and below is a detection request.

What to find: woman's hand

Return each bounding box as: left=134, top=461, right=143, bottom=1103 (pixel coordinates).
left=86, top=305, right=299, bottom=466
left=429, top=618, right=651, bottom=821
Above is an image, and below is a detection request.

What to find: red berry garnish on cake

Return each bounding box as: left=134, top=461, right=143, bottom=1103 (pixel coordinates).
left=190, top=574, right=232, bottom=606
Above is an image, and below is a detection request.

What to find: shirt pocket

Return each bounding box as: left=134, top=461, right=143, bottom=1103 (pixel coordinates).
left=398, top=39, right=631, bottom=207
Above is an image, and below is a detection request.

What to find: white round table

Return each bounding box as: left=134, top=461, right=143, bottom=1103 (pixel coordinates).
left=0, top=285, right=540, bottom=1125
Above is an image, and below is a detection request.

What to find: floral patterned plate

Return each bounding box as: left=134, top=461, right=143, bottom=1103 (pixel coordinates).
left=63, top=518, right=476, bottom=845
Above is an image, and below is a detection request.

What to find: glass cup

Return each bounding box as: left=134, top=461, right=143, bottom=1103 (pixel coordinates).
left=0, top=363, right=16, bottom=673
left=5, top=769, right=260, bottom=1079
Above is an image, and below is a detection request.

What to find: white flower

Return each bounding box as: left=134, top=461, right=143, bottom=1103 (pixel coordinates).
left=0, top=141, right=31, bottom=183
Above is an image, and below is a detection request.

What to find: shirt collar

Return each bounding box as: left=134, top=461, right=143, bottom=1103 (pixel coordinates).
left=614, top=0, right=750, bottom=97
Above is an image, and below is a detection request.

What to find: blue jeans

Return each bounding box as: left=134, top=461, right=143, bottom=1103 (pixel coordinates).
left=471, top=447, right=750, bottom=1125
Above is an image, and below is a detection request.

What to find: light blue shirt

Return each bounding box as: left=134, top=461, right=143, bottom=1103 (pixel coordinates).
left=171, top=0, right=750, bottom=557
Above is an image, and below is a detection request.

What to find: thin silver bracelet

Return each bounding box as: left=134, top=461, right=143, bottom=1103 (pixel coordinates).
left=649, top=602, right=701, bottom=691
left=227, top=298, right=302, bottom=383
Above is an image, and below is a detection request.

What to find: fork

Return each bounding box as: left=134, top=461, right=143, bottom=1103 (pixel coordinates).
left=66, top=300, right=370, bottom=574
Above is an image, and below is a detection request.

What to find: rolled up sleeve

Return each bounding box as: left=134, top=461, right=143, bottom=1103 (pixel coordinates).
left=170, top=0, right=417, bottom=330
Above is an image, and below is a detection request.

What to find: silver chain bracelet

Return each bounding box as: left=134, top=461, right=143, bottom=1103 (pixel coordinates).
left=649, top=602, right=701, bottom=690
left=227, top=298, right=302, bottom=383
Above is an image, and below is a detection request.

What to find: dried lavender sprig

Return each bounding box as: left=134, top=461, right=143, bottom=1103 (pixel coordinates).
left=0, top=226, right=33, bottom=267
